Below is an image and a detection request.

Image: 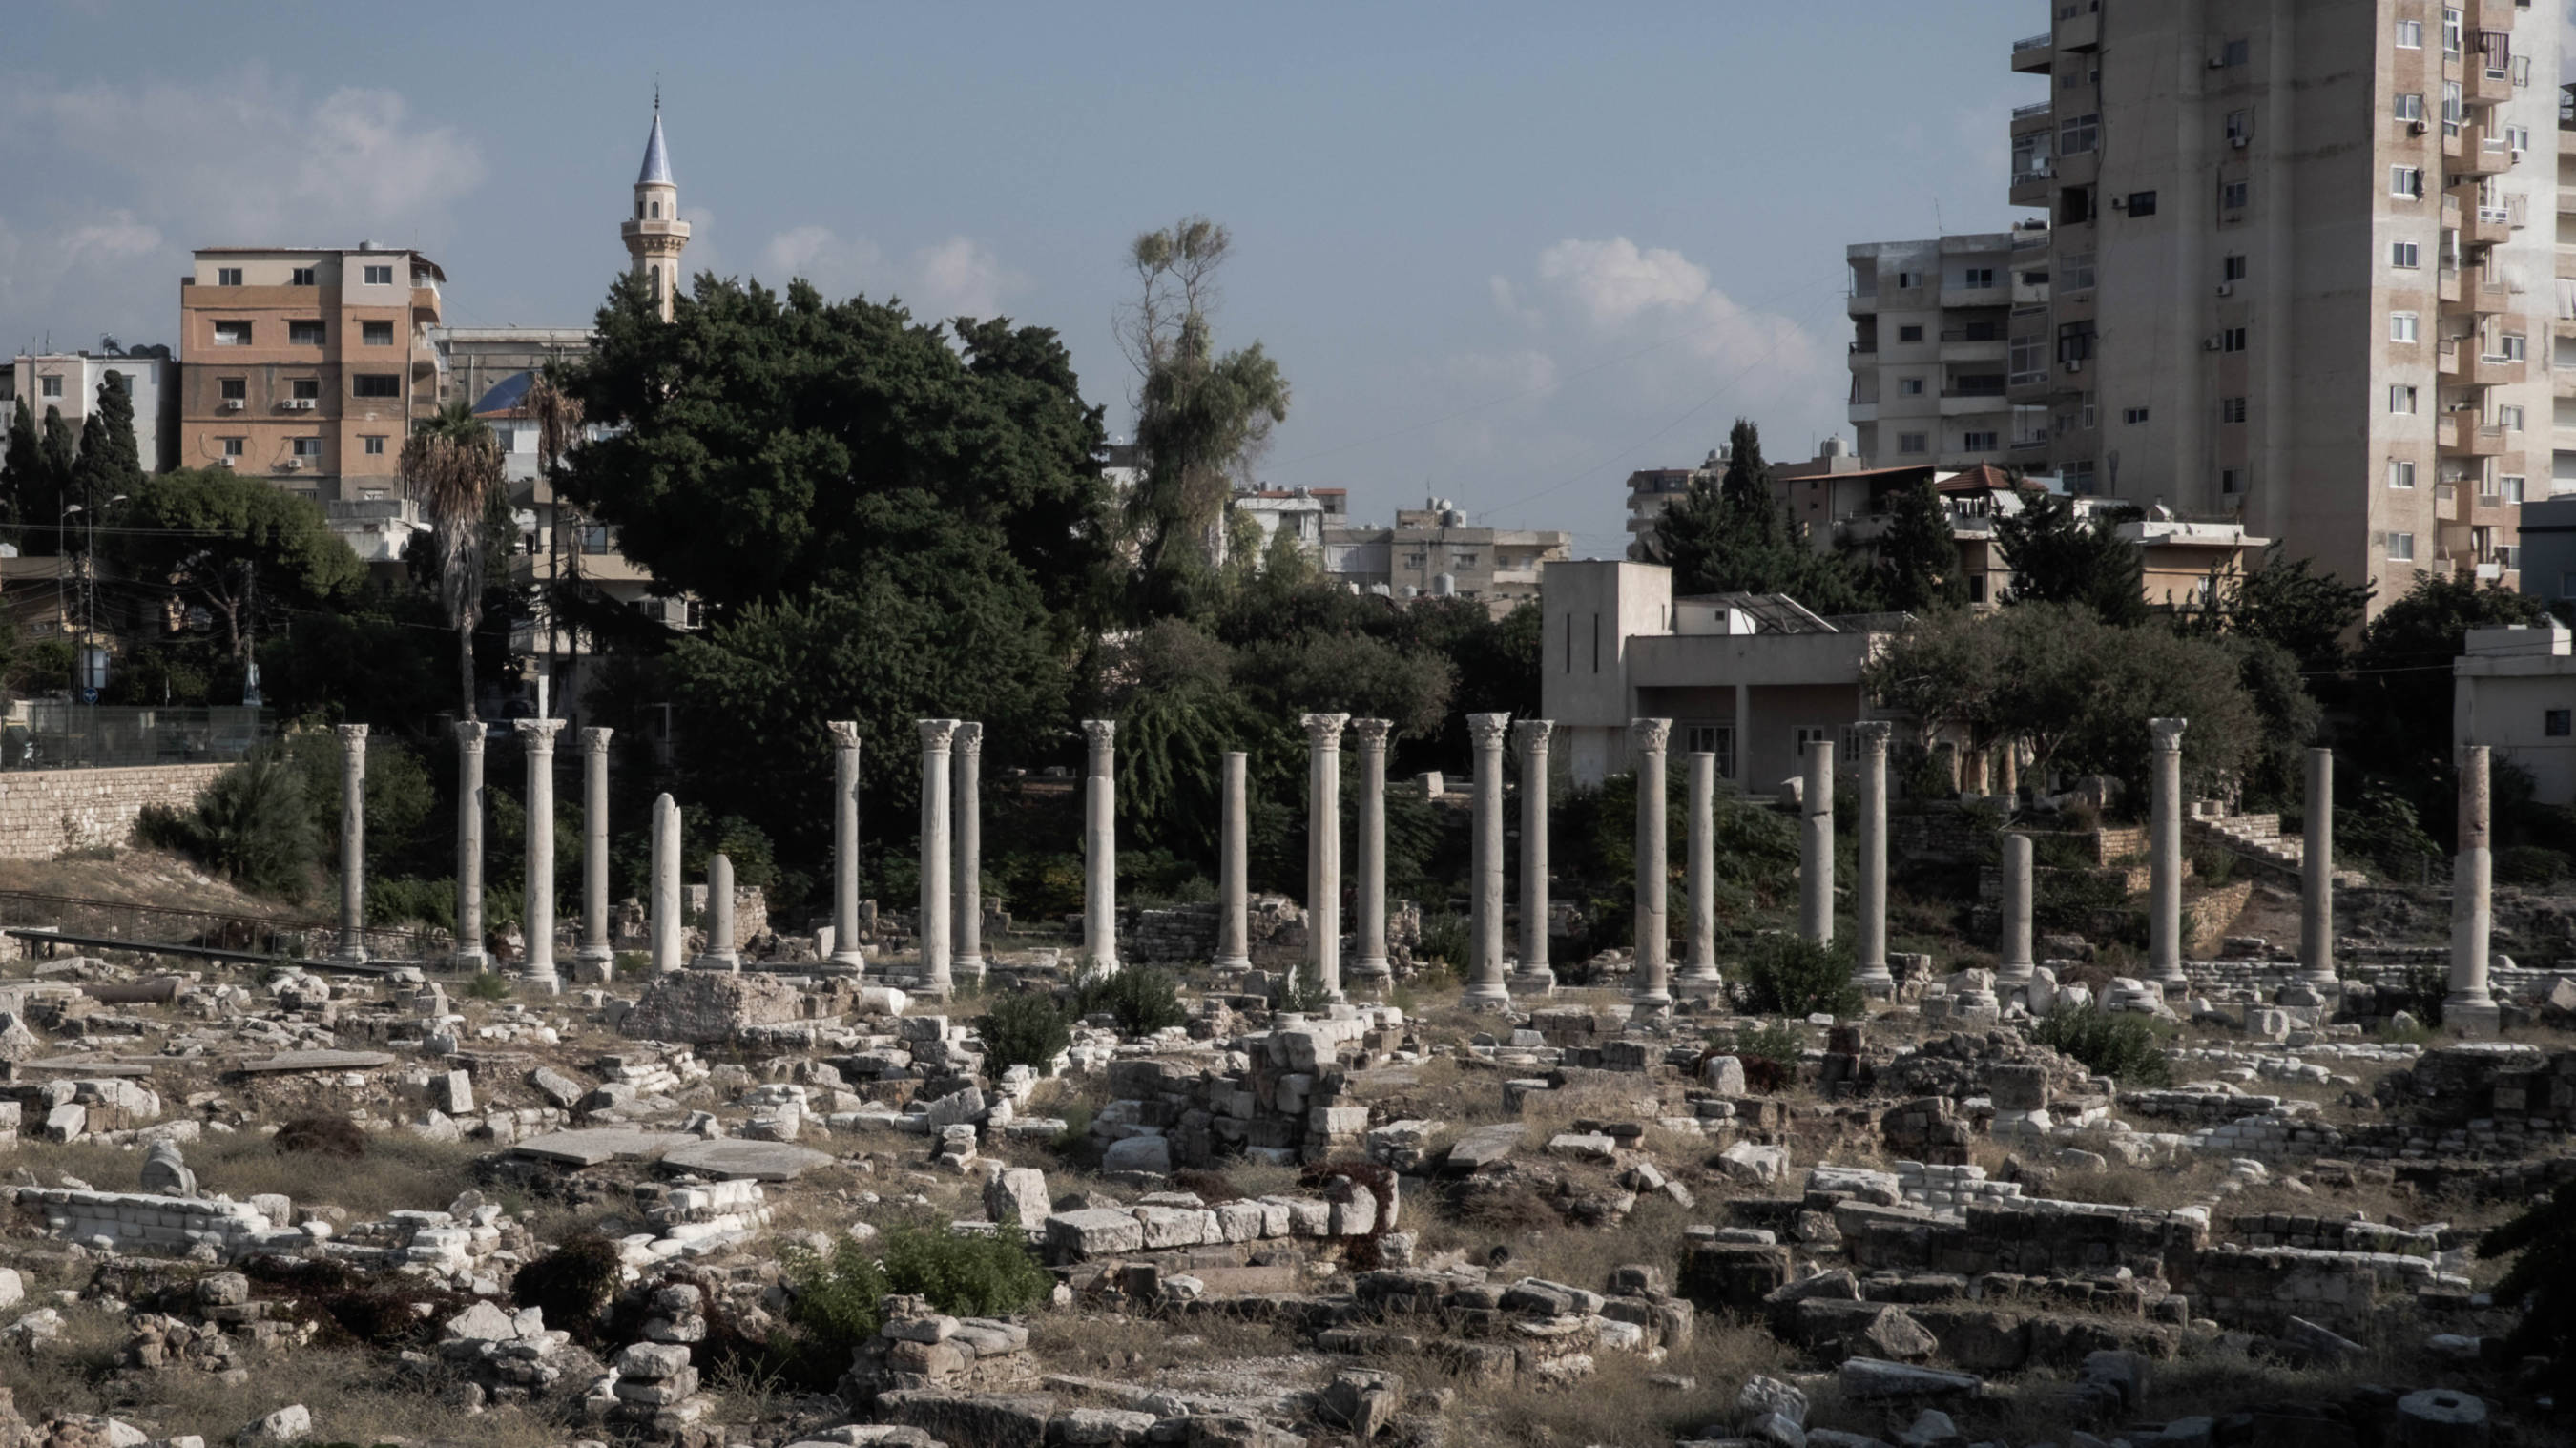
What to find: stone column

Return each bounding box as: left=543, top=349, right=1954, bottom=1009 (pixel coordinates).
left=520, top=719, right=564, bottom=995
left=334, top=724, right=367, bottom=962
left=696, top=853, right=740, bottom=969
left=827, top=721, right=867, bottom=970
left=1302, top=714, right=1350, bottom=1000
left=1215, top=750, right=1252, bottom=970
left=578, top=727, right=614, bottom=971
left=1997, top=740, right=2020, bottom=803
left=1998, top=832, right=2036, bottom=984
left=1631, top=718, right=1673, bottom=1010
left=1081, top=719, right=1119, bottom=976
left=1464, top=713, right=1513, bottom=1009
left=2448, top=744, right=2500, bottom=1033
left=1799, top=740, right=1836, bottom=945
left=452, top=721, right=488, bottom=972
left=1512, top=719, right=1557, bottom=994
left=1676, top=748, right=1722, bottom=998
left=1349, top=719, right=1393, bottom=989
left=917, top=719, right=958, bottom=998
left=650, top=793, right=683, bottom=976
left=952, top=722, right=986, bottom=983
left=2148, top=717, right=2190, bottom=990
left=2299, top=747, right=2336, bottom=992
left=1854, top=721, right=1893, bottom=992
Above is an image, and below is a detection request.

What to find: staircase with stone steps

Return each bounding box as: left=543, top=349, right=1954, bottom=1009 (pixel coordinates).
left=2188, top=809, right=2368, bottom=888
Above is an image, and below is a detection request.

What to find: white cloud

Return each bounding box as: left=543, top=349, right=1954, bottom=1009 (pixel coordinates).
left=1523, top=234, right=1825, bottom=384
left=1535, top=238, right=1715, bottom=326
left=757, top=225, right=1026, bottom=319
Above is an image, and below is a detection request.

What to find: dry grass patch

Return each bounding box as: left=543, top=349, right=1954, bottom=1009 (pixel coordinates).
left=1402, top=1309, right=1797, bottom=1448
left=1028, top=1312, right=1302, bottom=1378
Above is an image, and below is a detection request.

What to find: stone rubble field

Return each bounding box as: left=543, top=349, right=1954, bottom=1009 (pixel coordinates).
left=0, top=930, right=2564, bottom=1448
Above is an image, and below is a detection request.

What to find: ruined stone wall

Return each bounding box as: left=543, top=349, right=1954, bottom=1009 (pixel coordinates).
left=0, top=763, right=230, bottom=860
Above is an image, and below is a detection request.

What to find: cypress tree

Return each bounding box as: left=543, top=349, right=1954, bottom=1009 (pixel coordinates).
left=34, top=407, right=79, bottom=556
left=1872, top=478, right=1966, bottom=612
left=3, top=399, right=38, bottom=534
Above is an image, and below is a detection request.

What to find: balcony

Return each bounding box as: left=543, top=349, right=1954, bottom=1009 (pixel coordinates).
left=2012, top=31, right=2054, bottom=73
left=1847, top=402, right=1879, bottom=424
left=2009, top=100, right=2053, bottom=126
left=2439, top=414, right=2508, bottom=456
left=2449, top=182, right=2509, bottom=243
left=1937, top=333, right=2007, bottom=362
left=2006, top=370, right=2053, bottom=403
left=2440, top=265, right=2462, bottom=304
left=1939, top=389, right=2008, bottom=416
left=2009, top=170, right=2054, bottom=208
left=2468, top=53, right=2512, bottom=105
left=2464, top=265, right=2511, bottom=317
left=2555, top=366, right=2576, bottom=398
left=1847, top=290, right=1879, bottom=316
left=2470, top=350, right=2527, bottom=386
left=2439, top=341, right=2462, bottom=377
left=2457, top=125, right=2512, bottom=176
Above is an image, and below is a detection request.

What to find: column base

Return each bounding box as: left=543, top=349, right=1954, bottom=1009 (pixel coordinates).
left=828, top=950, right=869, bottom=971
left=1348, top=955, right=1393, bottom=984
left=1462, top=982, right=1513, bottom=1013
left=1673, top=966, right=1724, bottom=1001
left=2444, top=993, right=2501, bottom=1036
left=953, top=953, right=987, bottom=983
left=1630, top=990, right=1673, bottom=1021
left=2150, top=965, right=2193, bottom=995
left=689, top=953, right=742, bottom=972
left=1509, top=966, right=1557, bottom=997
left=451, top=949, right=490, bottom=973
left=1212, top=955, right=1254, bottom=972
left=519, top=967, right=562, bottom=996
left=575, top=944, right=614, bottom=966
left=1992, top=964, right=2035, bottom=986
left=570, top=957, right=616, bottom=986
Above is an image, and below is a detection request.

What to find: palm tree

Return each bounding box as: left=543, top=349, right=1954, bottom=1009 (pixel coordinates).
left=401, top=399, right=503, bottom=719
left=523, top=372, right=586, bottom=707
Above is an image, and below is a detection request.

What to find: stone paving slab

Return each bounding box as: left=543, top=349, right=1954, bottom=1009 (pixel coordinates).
left=16, top=1057, right=158, bottom=1077
left=511, top=1128, right=698, bottom=1167
left=660, top=1139, right=836, bottom=1181
left=237, top=1050, right=397, bottom=1074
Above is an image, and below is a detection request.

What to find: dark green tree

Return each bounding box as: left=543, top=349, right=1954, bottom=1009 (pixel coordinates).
left=1870, top=478, right=1965, bottom=612
left=5, top=399, right=44, bottom=537
left=32, top=406, right=79, bottom=555
left=2350, top=571, right=2547, bottom=776
left=1652, top=419, right=1870, bottom=612
left=2177, top=541, right=2374, bottom=672
left=2479, top=1178, right=2576, bottom=1363
left=70, top=374, right=144, bottom=504
left=113, top=467, right=364, bottom=659
left=1995, top=487, right=2145, bottom=625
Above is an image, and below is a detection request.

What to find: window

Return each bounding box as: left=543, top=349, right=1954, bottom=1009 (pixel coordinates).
left=287, top=321, right=324, bottom=345
left=2391, top=166, right=2424, bottom=198
left=1899, top=377, right=1924, bottom=396
left=2549, top=710, right=2573, bottom=737
left=220, top=437, right=244, bottom=457
left=2388, top=531, right=2417, bottom=561
left=2221, top=467, right=2245, bottom=495
left=2394, top=93, right=2424, bottom=122
left=2064, top=461, right=2096, bottom=494
left=2221, top=179, right=2250, bottom=210
left=363, top=264, right=393, bottom=285
left=1898, top=324, right=1924, bottom=342
left=2502, top=332, right=2528, bottom=361
left=2123, top=406, right=2150, bottom=424
left=2390, top=384, right=2419, bottom=413
left=578, top=524, right=613, bottom=555
left=351, top=374, right=399, bottom=399
left=290, top=266, right=317, bottom=286
left=1894, top=270, right=1922, bottom=289
left=2389, top=460, right=2418, bottom=489
left=212, top=321, right=251, bottom=346
left=289, top=378, right=319, bottom=402
left=291, top=437, right=322, bottom=458
left=2500, top=403, right=2525, bottom=430
left=218, top=377, right=245, bottom=401
left=216, top=267, right=242, bottom=286
left=2221, top=327, right=2248, bottom=353
left=37, top=375, right=61, bottom=399
left=2125, top=190, right=2157, bottom=216
left=2507, top=124, right=2531, bottom=155
left=363, top=435, right=386, bottom=456
left=2442, top=8, right=2462, bottom=55
left=1451, top=550, right=1479, bottom=568
left=2061, top=252, right=2095, bottom=290
left=2061, top=186, right=2093, bottom=225
left=2008, top=335, right=2046, bottom=382
left=362, top=321, right=394, bottom=345
left=2220, top=397, right=2247, bottom=424
left=1897, top=431, right=1928, bottom=454
left=2502, top=474, right=2526, bottom=504
left=2391, top=240, right=2420, bottom=268
left=2391, top=312, right=2419, bottom=342
left=1684, top=725, right=1736, bottom=779
left=1402, top=551, right=1426, bottom=569
left=2080, top=394, right=2097, bottom=429
left=1962, top=430, right=1999, bottom=451
left=2396, top=18, right=2422, bottom=48
left=2219, top=38, right=2249, bottom=67
left=2223, top=254, right=2248, bottom=281
left=2056, top=320, right=2096, bottom=363
left=1958, top=267, right=1996, bottom=289
left=1794, top=726, right=1831, bottom=758
left=2226, top=109, right=2253, bottom=143
left=2480, top=471, right=2503, bottom=499
left=2060, top=114, right=2100, bottom=155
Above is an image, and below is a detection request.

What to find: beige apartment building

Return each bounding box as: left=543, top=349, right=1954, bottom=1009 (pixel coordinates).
left=1845, top=228, right=2052, bottom=470
left=1989, top=0, right=2560, bottom=605
left=176, top=245, right=446, bottom=499
left=1323, top=498, right=1571, bottom=616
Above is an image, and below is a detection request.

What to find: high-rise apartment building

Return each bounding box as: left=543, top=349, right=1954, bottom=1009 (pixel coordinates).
left=1845, top=228, right=2052, bottom=471
left=176, top=245, right=446, bottom=500
left=1995, top=0, right=2560, bottom=603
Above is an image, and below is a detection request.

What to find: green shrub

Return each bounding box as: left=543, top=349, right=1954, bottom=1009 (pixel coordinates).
left=975, top=991, right=1071, bottom=1075
left=274, top=1113, right=368, bottom=1158
left=2498, top=845, right=2574, bottom=887
left=2032, top=1006, right=2171, bottom=1086
left=2479, top=1177, right=2576, bottom=1362
left=460, top=971, right=512, bottom=1002
left=139, top=747, right=319, bottom=899
left=1279, top=961, right=1330, bottom=1013
left=1732, top=1023, right=1807, bottom=1068
left=1728, top=934, right=1865, bottom=1019
left=779, top=1226, right=1052, bottom=1384
left=2190, top=846, right=2237, bottom=886
left=2394, top=960, right=2448, bottom=1028
left=511, top=1235, right=621, bottom=1341
left=1073, top=964, right=1190, bottom=1036
left=1415, top=912, right=1467, bottom=970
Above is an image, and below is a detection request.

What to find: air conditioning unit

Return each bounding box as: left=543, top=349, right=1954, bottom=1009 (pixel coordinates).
left=2207, top=55, right=2225, bottom=69
left=2410, top=119, right=2430, bottom=135
left=2064, top=359, right=2084, bottom=373
left=220, top=399, right=243, bottom=411
left=2204, top=336, right=2223, bottom=350
left=2230, top=135, right=2250, bottom=149
left=2216, top=282, right=2234, bottom=297
left=288, top=398, right=315, bottom=411
left=216, top=457, right=236, bottom=469
left=283, top=458, right=302, bottom=471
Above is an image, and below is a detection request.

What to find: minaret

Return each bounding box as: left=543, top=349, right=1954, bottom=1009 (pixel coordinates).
left=621, top=96, right=691, bottom=321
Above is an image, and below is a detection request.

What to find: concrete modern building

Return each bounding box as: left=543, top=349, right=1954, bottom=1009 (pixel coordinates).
left=176, top=244, right=445, bottom=500
left=436, top=327, right=593, bottom=425
left=1997, top=1, right=2560, bottom=608
left=1623, top=456, right=1714, bottom=560
left=622, top=103, right=691, bottom=322
left=3, top=349, right=180, bottom=474
left=2454, top=619, right=2576, bottom=804
left=1540, top=558, right=1903, bottom=790
left=1324, top=499, right=1571, bottom=615
left=2516, top=494, right=2576, bottom=607
left=1846, top=228, right=2051, bottom=470
left=1232, top=486, right=1347, bottom=560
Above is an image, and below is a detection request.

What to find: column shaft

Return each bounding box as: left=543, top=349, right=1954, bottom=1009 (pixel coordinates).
left=1464, top=714, right=1512, bottom=1008
left=699, top=853, right=739, bottom=969
left=1513, top=720, right=1557, bottom=993
left=828, top=722, right=866, bottom=968
left=1999, top=832, right=2036, bottom=983
left=2448, top=743, right=2499, bottom=1030
left=1350, top=720, right=1392, bottom=985
left=1798, top=740, right=1836, bottom=945
left=521, top=720, right=563, bottom=993
left=1215, top=751, right=1252, bottom=969
left=454, top=722, right=487, bottom=970
left=2149, top=718, right=2189, bottom=988
left=917, top=719, right=957, bottom=997
left=1632, top=717, right=1672, bottom=1008
left=953, top=723, right=985, bottom=982
left=336, top=724, right=367, bottom=962
left=1855, top=722, right=1891, bottom=988
left=1302, top=714, right=1349, bottom=1000
left=651, top=793, right=683, bottom=976
left=579, top=728, right=614, bottom=967
left=2300, top=747, right=2335, bottom=988
left=1678, top=750, right=1720, bottom=994
left=1081, top=720, right=1119, bottom=975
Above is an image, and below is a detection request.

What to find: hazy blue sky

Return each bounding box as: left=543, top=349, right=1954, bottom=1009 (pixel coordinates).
left=4, top=2, right=2067, bottom=556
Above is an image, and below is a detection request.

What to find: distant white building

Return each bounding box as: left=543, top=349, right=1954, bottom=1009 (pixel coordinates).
left=2456, top=620, right=2576, bottom=806
left=1232, top=486, right=1346, bottom=558
left=3, top=347, right=180, bottom=474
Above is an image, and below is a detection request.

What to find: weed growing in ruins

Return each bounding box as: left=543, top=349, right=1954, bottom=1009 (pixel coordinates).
left=510, top=1234, right=623, bottom=1342
left=1279, top=961, right=1330, bottom=1013
left=779, top=1226, right=1052, bottom=1383
left=880, top=1223, right=1054, bottom=1316
left=459, top=970, right=512, bottom=1001
left=1073, top=964, right=1190, bottom=1036
left=977, top=990, right=1073, bottom=1075
left=1415, top=912, right=1467, bottom=971
left=2031, top=1005, right=2171, bottom=1085
left=2394, top=961, right=2448, bottom=1028
left=2478, top=1175, right=2576, bottom=1361
left=1728, top=934, right=1865, bottom=1019
left=137, top=746, right=321, bottom=900
left=273, top=1114, right=369, bottom=1159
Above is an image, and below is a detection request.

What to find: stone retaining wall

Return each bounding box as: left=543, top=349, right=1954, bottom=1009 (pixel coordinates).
left=0, top=763, right=230, bottom=860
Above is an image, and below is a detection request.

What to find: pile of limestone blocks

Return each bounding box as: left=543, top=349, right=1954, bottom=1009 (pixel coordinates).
left=1299, top=1263, right=1692, bottom=1387
left=2377, top=1041, right=2576, bottom=1140
left=3, top=1075, right=160, bottom=1142
left=1087, top=1008, right=1407, bottom=1174
left=615, top=969, right=904, bottom=1046
left=832, top=1013, right=992, bottom=1102
left=320, top=1200, right=533, bottom=1290
left=1039, top=1179, right=1402, bottom=1294
left=837, top=1293, right=1039, bottom=1406
left=16, top=1186, right=298, bottom=1258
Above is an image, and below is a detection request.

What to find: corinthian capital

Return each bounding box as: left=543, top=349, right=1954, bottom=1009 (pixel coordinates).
left=1349, top=718, right=1394, bottom=750
left=954, top=721, right=983, bottom=757
left=1629, top=717, right=1672, bottom=753
left=1512, top=718, right=1554, bottom=754
left=827, top=720, right=862, bottom=751
left=1466, top=713, right=1512, bottom=750
left=582, top=725, right=614, bottom=755
left=917, top=718, right=959, bottom=752
left=454, top=719, right=486, bottom=755
left=1081, top=718, right=1117, bottom=747
left=2149, top=717, right=2188, bottom=754
left=1853, top=720, right=1892, bottom=757
left=1300, top=713, right=1350, bottom=747
left=519, top=718, right=565, bottom=754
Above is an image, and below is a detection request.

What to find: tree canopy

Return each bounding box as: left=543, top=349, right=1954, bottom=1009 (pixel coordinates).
left=112, top=467, right=364, bottom=659
left=1651, top=419, right=1871, bottom=612
left=1995, top=487, right=2145, bottom=625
